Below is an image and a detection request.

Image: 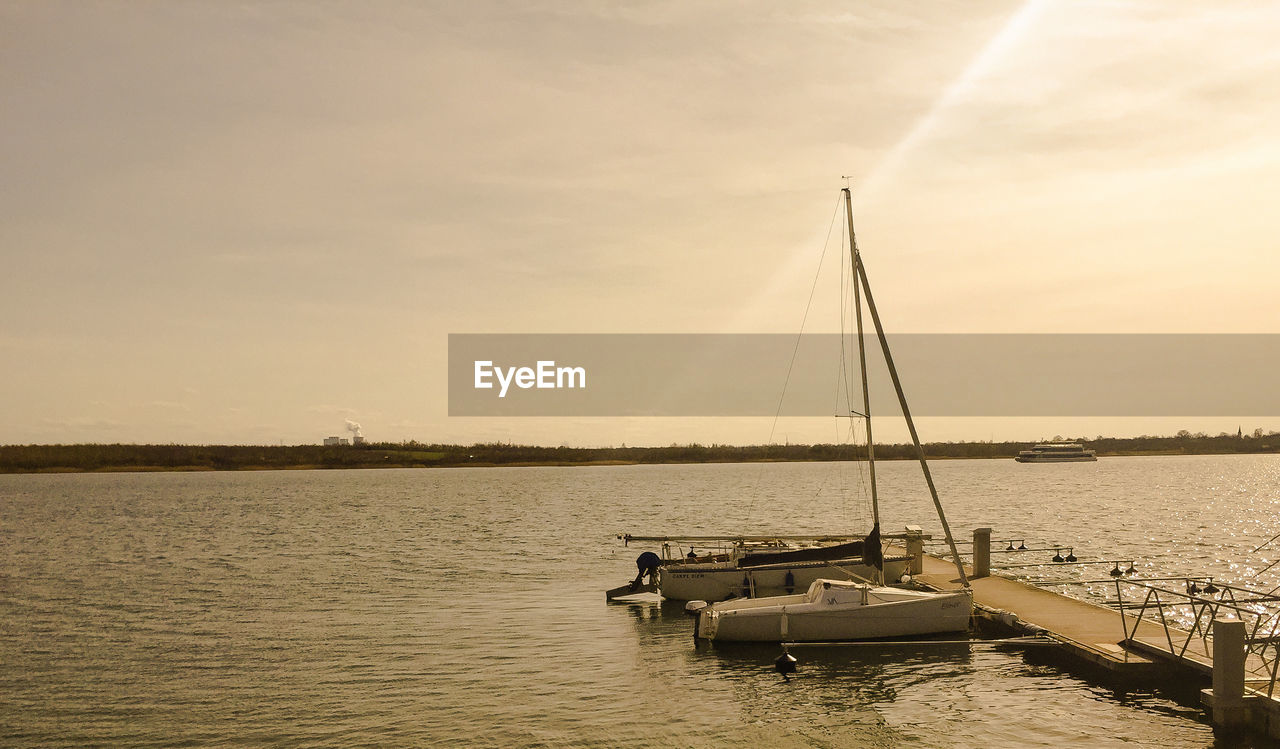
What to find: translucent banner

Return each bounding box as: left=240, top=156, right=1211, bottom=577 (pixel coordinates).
left=448, top=334, right=1280, bottom=417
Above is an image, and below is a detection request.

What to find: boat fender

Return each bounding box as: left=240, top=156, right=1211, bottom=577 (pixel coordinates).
left=741, top=574, right=751, bottom=598
left=784, top=571, right=795, bottom=594
left=685, top=600, right=709, bottom=615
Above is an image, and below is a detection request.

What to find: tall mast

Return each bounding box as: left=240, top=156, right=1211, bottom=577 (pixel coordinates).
left=842, top=188, right=878, bottom=528
left=853, top=252, right=970, bottom=588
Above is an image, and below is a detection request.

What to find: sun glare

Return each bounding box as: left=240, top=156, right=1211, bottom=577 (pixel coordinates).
left=855, top=0, right=1052, bottom=206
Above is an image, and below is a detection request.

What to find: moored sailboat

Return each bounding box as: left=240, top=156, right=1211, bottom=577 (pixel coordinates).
left=695, top=578, right=972, bottom=642
left=695, top=187, right=972, bottom=642
left=609, top=533, right=912, bottom=602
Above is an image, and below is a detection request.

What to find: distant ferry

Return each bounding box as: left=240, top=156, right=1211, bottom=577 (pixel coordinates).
left=1015, top=443, right=1097, bottom=463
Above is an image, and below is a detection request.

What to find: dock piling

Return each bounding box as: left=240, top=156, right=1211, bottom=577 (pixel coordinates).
left=972, top=527, right=992, bottom=579
left=1208, top=619, right=1248, bottom=730
left=905, top=525, right=924, bottom=575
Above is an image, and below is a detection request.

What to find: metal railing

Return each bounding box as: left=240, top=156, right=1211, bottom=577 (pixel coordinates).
left=925, top=536, right=1138, bottom=579
left=1114, top=577, right=1280, bottom=697
left=930, top=530, right=1280, bottom=699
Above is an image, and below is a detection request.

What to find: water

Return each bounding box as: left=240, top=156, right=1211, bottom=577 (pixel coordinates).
left=3, top=455, right=1280, bottom=746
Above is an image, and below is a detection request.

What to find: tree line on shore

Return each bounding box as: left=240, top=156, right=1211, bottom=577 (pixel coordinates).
left=1, top=430, right=1278, bottom=473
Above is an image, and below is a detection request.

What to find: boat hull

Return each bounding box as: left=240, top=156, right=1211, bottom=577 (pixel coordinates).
left=1015, top=443, right=1096, bottom=462
left=659, top=557, right=909, bottom=602
left=697, top=582, right=972, bottom=642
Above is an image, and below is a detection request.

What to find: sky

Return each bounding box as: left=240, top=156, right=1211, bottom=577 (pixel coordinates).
left=3, top=0, right=1280, bottom=447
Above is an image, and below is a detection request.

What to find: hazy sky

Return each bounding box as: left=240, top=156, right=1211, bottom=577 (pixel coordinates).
left=4, top=1, right=1279, bottom=446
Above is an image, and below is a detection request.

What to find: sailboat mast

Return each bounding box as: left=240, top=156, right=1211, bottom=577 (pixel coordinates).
left=842, top=188, right=878, bottom=527
left=853, top=252, right=970, bottom=588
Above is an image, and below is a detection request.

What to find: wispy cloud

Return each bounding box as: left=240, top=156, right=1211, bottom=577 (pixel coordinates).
left=146, top=401, right=192, bottom=412
left=305, top=405, right=361, bottom=417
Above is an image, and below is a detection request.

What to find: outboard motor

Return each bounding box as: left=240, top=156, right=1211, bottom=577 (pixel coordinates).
left=630, top=551, right=661, bottom=590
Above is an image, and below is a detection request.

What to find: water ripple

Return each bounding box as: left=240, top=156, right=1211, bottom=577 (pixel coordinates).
left=5, top=458, right=1276, bottom=745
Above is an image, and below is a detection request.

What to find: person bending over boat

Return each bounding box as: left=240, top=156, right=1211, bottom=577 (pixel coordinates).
left=630, top=551, right=661, bottom=590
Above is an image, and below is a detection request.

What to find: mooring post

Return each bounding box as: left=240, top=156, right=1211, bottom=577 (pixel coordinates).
left=904, top=525, right=924, bottom=575
left=1208, top=618, right=1248, bottom=730
left=972, top=528, right=992, bottom=579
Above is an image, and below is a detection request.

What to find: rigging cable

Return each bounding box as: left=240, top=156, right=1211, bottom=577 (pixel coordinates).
left=765, top=194, right=844, bottom=448
left=744, top=195, right=844, bottom=529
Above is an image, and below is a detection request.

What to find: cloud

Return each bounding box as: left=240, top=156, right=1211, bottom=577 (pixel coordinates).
left=39, top=416, right=126, bottom=432
left=306, top=405, right=361, bottom=417
left=147, top=401, right=192, bottom=411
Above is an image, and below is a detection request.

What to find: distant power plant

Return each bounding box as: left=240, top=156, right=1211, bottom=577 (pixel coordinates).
left=324, top=420, right=366, bottom=446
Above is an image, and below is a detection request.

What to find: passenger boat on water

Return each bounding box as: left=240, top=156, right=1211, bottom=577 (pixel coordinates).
left=1015, top=443, right=1097, bottom=463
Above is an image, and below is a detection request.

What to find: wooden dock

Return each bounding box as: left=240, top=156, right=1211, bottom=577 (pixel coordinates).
left=914, top=550, right=1280, bottom=738
left=914, top=552, right=1164, bottom=674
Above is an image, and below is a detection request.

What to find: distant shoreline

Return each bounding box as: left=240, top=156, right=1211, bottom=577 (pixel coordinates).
left=2, top=433, right=1277, bottom=474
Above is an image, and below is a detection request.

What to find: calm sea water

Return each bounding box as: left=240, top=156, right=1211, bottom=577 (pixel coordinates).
left=4, top=454, right=1280, bottom=747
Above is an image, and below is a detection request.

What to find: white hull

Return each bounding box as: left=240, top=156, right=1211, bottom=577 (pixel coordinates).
left=659, top=557, right=909, bottom=602
left=1016, top=444, right=1096, bottom=462
left=696, top=579, right=972, bottom=642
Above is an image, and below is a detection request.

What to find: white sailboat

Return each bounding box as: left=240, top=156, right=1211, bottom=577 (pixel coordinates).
left=695, top=578, right=972, bottom=642
left=695, top=187, right=973, bottom=642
